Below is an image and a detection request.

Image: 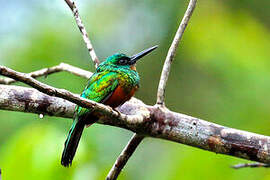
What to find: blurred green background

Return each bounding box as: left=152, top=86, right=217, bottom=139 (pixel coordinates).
left=1, top=0, right=270, bottom=179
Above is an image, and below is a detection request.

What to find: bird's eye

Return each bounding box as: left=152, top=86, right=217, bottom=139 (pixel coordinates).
left=119, top=58, right=128, bottom=65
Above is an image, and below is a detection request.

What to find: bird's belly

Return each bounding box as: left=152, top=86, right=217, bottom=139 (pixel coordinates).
left=104, top=85, right=137, bottom=108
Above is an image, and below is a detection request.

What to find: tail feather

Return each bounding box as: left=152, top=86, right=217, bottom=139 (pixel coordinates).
left=61, top=117, right=85, bottom=167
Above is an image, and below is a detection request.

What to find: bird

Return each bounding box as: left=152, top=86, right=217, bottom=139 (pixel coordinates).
left=61, top=45, right=158, bottom=167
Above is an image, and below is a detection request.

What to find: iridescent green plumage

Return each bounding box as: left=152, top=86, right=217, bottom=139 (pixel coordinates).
left=61, top=46, right=157, bottom=167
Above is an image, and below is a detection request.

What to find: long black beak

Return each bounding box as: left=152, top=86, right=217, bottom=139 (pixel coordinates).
left=129, top=45, right=158, bottom=65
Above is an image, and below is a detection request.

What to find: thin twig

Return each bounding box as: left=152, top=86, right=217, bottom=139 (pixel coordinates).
left=106, top=134, right=144, bottom=180
left=232, top=162, right=270, bottom=169
left=156, top=0, right=197, bottom=106
left=64, top=0, right=100, bottom=68
left=0, top=63, right=92, bottom=85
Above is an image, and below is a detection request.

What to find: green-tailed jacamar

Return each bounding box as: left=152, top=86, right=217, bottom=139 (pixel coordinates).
left=61, top=45, right=158, bottom=167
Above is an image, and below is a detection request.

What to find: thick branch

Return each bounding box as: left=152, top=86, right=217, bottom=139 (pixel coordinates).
left=0, top=63, right=91, bottom=85
left=1, top=85, right=270, bottom=165
left=64, top=0, right=100, bottom=67
left=0, top=85, right=74, bottom=118
left=106, top=134, right=144, bottom=180
left=156, top=0, right=197, bottom=106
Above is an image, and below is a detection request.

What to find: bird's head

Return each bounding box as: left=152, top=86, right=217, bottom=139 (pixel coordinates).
left=99, top=45, right=158, bottom=70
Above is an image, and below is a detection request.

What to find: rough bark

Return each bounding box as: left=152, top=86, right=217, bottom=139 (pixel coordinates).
left=1, top=85, right=270, bottom=164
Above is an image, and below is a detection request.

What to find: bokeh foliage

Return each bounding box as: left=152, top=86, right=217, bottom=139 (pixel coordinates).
left=1, top=0, right=270, bottom=179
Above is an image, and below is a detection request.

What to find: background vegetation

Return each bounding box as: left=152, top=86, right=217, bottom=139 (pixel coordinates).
left=1, top=0, right=270, bottom=179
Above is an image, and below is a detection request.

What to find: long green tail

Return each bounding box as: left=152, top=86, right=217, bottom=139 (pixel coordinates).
left=61, top=116, right=85, bottom=167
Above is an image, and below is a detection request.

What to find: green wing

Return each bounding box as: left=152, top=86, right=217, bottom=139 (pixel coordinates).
left=76, top=71, right=119, bottom=116
left=62, top=71, right=119, bottom=166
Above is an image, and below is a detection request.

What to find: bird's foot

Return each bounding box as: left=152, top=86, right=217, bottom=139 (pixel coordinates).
left=113, top=108, right=122, bottom=116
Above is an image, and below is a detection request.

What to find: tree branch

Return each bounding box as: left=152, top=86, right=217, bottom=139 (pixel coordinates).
left=0, top=63, right=92, bottom=85
left=156, top=0, right=197, bottom=106
left=0, top=84, right=74, bottom=118
left=64, top=0, right=100, bottom=68
left=1, top=84, right=270, bottom=165
left=0, top=66, right=149, bottom=125
left=106, top=134, right=144, bottom=180
left=232, top=162, right=270, bottom=169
